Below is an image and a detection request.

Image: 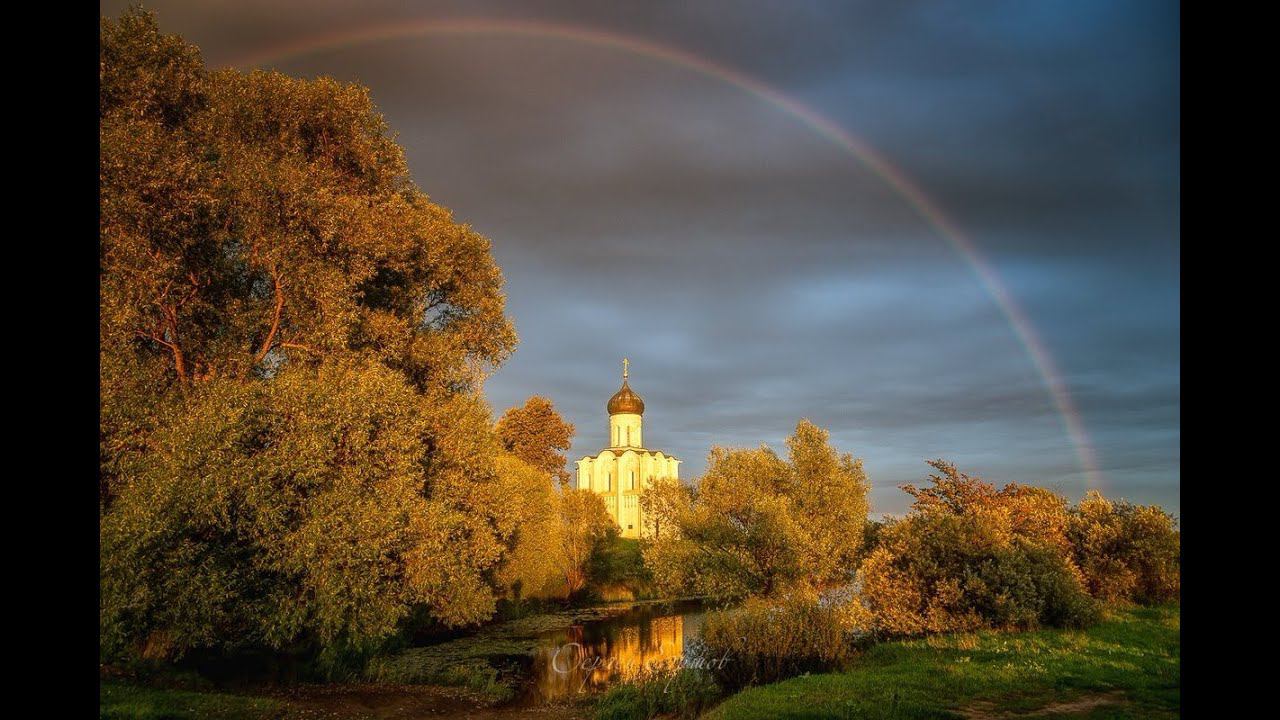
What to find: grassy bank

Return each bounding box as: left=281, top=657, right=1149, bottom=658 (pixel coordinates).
left=100, top=682, right=290, bottom=720
left=105, top=604, right=1177, bottom=720
left=703, top=605, right=1179, bottom=720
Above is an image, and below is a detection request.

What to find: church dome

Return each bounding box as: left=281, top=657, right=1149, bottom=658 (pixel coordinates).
left=607, top=380, right=645, bottom=415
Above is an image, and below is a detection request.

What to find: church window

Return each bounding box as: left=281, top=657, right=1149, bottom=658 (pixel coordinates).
left=630, top=471, right=635, bottom=489
left=626, top=427, right=631, bottom=445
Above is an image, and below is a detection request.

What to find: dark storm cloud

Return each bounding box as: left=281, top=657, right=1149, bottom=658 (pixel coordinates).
left=100, top=0, right=1179, bottom=516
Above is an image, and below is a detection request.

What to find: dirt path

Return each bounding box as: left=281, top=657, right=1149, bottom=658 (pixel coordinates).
left=958, top=691, right=1127, bottom=719
left=276, top=684, right=591, bottom=720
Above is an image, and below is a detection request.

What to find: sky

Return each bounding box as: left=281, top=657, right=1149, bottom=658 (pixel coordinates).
left=102, top=1, right=1179, bottom=517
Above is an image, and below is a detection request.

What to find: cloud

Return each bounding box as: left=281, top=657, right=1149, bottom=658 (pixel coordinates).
left=101, top=0, right=1179, bottom=517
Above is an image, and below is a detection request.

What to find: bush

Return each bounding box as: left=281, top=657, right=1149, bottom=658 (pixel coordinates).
left=858, top=462, right=1101, bottom=636
left=593, top=666, right=722, bottom=720
left=1069, top=491, right=1180, bottom=604
left=859, top=510, right=1099, bottom=635
left=975, top=541, right=1102, bottom=629
left=698, top=594, right=856, bottom=690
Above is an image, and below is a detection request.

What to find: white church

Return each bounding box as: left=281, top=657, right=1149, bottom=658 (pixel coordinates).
left=575, top=360, right=680, bottom=538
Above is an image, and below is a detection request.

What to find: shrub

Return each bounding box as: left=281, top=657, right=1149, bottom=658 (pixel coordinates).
left=698, top=594, right=856, bottom=690
left=593, top=666, right=721, bottom=720
left=860, top=514, right=1101, bottom=635
left=975, top=541, right=1102, bottom=629
left=858, top=461, right=1100, bottom=636
left=1069, top=491, right=1180, bottom=604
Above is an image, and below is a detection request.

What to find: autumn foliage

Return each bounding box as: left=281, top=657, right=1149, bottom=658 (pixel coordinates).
left=858, top=461, right=1178, bottom=636
left=99, top=10, right=551, bottom=665
left=1068, top=490, right=1180, bottom=604
left=99, top=9, right=1179, bottom=677
left=642, top=420, right=871, bottom=600
left=496, top=396, right=576, bottom=486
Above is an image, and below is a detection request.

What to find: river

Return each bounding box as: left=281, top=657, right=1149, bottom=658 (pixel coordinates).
left=522, top=598, right=710, bottom=703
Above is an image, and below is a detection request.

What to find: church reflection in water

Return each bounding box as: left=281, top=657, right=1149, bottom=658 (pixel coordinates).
left=530, top=602, right=706, bottom=701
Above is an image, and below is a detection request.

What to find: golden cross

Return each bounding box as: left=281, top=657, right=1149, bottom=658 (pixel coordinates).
left=622, top=357, right=629, bottom=380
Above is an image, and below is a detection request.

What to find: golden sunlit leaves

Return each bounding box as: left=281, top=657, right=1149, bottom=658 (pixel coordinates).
left=858, top=463, right=1178, bottom=637
left=557, top=490, right=617, bottom=596
left=642, top=419, right=871, bottom=601
left=495, top=396, right=575, bottom=486
left=1067, top=490, right=1180, bottom=604
left=100, top=8, right=520, bottom=664
left=101, top=10, right=515, bottom=391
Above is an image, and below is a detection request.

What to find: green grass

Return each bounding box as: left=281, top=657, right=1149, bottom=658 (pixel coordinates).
left=363, top=652, right=516, bottom=703
left=593, top=667, right=722, bottom=720
left=703, top=605, right=1179, bottom=720
left=100, top=681, right=290, bottom=720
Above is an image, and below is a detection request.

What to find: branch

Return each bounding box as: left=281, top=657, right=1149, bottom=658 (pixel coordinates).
left=252, top=270, right=285, bottom=365
left=134, top=328, right=175, bottom=351
left=139, top=307, right=189, bottom=382
left=280, top=341, right=321, bottom=355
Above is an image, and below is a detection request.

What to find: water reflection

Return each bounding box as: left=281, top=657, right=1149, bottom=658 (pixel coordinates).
left=529, top=600, right=706, bottom=701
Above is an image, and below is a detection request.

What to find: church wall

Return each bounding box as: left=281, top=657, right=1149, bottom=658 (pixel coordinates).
left=596, top=453, right=616, bottom=493
left=609, top=413, right=643, bottom=448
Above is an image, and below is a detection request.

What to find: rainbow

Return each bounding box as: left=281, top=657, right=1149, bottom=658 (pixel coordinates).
left=230, top=18, right=1102, bottom=490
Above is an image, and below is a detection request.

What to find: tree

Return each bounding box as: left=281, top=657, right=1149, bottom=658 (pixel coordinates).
left=903, top=460, right=1073, bottom=552
left=900, top=460, right=1001, bottom=516
left=491, top=452, right=567, bottom=600
left=685, top=445, right=802, bottom=598
left=783, top=420, right=872, bottom=585
left=642, top=420, right=871, bottom=600
left=639, top=475, right=691, bottom=540
left=101, top=8, right=515, bottom=393
left=495, top=396, right=575, bottom=486
left=555, top=490, right=616, bottom=596
left=101, top=361, right=511, bottom=663
left=100, top=9, right=517, bottom=662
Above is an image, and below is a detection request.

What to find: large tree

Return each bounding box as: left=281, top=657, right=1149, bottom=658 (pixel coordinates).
left=495, top=396, right=575, bottom=486
left=100, top=11, right=515, bottom=393
left=100, top=9, right=517, bottom=663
